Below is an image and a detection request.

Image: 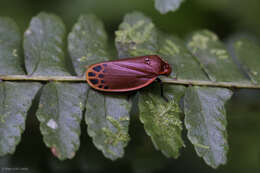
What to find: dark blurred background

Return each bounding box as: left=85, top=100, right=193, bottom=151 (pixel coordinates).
left=0, top=0, right=259, bottom=172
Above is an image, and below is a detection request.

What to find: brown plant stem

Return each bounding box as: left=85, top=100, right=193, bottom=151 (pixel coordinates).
left=0, top=75, right=259, bottom=89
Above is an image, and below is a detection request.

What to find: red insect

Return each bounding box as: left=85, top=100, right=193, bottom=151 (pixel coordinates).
left=85, top=55, right=171, bottom=92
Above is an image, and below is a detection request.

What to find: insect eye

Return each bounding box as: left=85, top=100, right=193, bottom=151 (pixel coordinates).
left=144, top=57, right=150, bottom=65
left=164, top=64, right=169, bottom=69
left=162, top=64, right=169, bottom=72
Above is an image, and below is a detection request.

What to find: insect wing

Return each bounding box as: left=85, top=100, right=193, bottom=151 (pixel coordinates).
left=86, top=57, right=161, bottom=92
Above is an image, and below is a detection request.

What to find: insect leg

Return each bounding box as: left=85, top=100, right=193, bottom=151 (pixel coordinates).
left=156, top=78, right=168, bottom=102
left=126, top=91, right=137, bottom=101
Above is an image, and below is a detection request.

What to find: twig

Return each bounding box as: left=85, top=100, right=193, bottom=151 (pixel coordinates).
left=159, top=76, right=260, bottom=89
left=0, top=75, right=85, bottom=82
left=0, top=75, right=260, bottom=89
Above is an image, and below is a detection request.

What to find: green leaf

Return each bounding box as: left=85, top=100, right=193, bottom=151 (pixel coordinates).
left=155, top=0, right=185, bottom=14
left=0, top=82, right=41, bottom=156
left=85, top=90, right=131, bottom=160
left=68, top=14, right=110, bottom=76
left=0, top=17, right=24, bottom=75
left=67, top=13, right=132, bottom=160
left=184, top=86, right=233, bottom=168
left=186, top=30, right=248, bottom=82
left=115, top=12, right=158, bottom=57
left=24, top=12, right=70, bottom=76
left=116, top=12, right=186, bottom=158
left=139, top=84, right=185, bottom=158
left=36, top=82, right=87, bottom=160
left=158, top=33, right=208, bottom=80
left=229, top=36, right=260, bottom=84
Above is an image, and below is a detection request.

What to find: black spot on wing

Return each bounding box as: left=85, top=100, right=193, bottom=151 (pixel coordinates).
left=98, top=85, right=103, bottom=88
left=90, top=79, right=98, bottom=85
left=88, top=72, right=96, bottom=77
left=104, top=86, right=109, bottom=89
left=93, top=65, right=102, bottom=72
left=98, top=74, right=104, bottom=78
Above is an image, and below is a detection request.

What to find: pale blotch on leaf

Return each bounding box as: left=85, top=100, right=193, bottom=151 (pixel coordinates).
left=79, top=102, right=84, bottom=111
left=12, top=49, right=18, bottom=57
left=235, top=41, right=243, bottom=48
left=160, top=39, right=180, bottom=56
left=47, top=119, right=58, bottom=129
left=204, top=30, right=218, bottom=41
left=142, top=96, right=185, bottom=158
left=193, top=143, right=210, bottom=149
left=102, top=116, right=130, bottom=146
left=188, top=34, right=209, bottom=53
left=25, top=29, right=32, bottom=35
left=82, top=31, right=86, bottom=35
left=147, top=99, right=183, bottom=131
left=78, top=56, right=87, bottom=62
left=87, top=52, right=93, bottom=58
left=119, top=116, right=129, bottom=121
left=106, top=149, right=117, bottom=157
left=166, top=40, right=180, bottom=53
left=0, top=114, right=6, bottom=123
left=251, top=71, right=258, bottom=76
left=210, top=49, right=229, bottom=60
left=115, top=20, right=155, bottom=45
